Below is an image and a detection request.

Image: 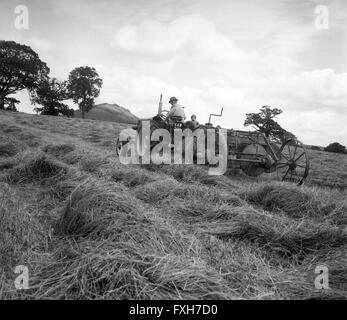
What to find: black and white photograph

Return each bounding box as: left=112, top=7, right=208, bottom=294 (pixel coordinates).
left=0, top=0, right=346, bottom=306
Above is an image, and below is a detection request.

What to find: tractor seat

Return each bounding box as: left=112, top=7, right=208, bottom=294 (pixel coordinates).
left=169, top=116, right=184, bottom=128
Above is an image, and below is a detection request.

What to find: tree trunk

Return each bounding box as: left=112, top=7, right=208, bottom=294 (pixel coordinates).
left=0, top=94, right=5, bottom=110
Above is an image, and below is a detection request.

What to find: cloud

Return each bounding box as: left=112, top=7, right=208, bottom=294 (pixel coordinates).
left=110, top=14, right=214, bottom=55
left=107, top=12, right=347, bottom=145
left=5, top=1, right=345, bottom=146
left=30, top=37, right=57, bottom=52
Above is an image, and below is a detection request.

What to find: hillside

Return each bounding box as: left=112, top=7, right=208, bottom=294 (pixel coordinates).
left=0, top=110, right=346, bottom=300
left=74, top=103, right=139, bottom=124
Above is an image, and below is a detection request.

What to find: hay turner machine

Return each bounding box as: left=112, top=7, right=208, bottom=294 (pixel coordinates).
left=116, top=99, right=309, bottom=185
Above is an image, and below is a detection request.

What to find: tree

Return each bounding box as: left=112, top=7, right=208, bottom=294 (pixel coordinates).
left=244, top=106, right=296, bottom=143
left=67, top=66, right=102, bottom=118
left=0, top=41, right=49, bottom=109
left=4, top=97, right=19, bottom=112
left=31, top=78, right=74, bottom=117
left=324, top=142, right=347, bottom=154
left=310, top=145, right=322, bottom=151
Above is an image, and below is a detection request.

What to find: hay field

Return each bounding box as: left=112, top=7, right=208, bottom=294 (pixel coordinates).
left=0, top=110, right=346, bottom=299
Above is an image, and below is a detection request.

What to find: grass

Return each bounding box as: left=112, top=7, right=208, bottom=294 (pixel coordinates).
left=241, top=182, right=344, bottom=219
left=0, top=109, right=346, bottom=300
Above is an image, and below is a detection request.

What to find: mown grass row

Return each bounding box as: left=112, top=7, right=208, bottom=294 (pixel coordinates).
left=0, top=113, right=346, bottom=300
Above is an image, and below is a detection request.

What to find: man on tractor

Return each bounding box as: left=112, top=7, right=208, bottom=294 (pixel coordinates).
left=166, top=96, right=186, bottom=125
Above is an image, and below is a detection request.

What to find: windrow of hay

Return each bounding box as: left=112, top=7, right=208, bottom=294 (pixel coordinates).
left=54, top=179, right=201, bottom=257
left=43, top=170, right=89, bottom=201
left=0, top=158, right=16, bottom=171
left=153, top=165, right=207, bottom=182
left=158, top=196, right=246, bottom=224
left=198, top=235, right=317, bottom=299
left=41, top=143, right=75, bottom=158
left=78, top=154, right=110, bottom=173
left=142, top=163, right=239, bottom=189
left=195, top=209, right=347, bottom=258
left=28, top=240, right=235, bottom=300
left=54, top=180, right=140, bottom=238
left=242, top=182, right=342, bottom=218
left=18, top=131, right=42, bottom=147
left=0, top=141, right=21, bottom=158
left=134, top=178, right=241, bottom=205
left=0, top=134, right=27, bottom=157
left=0, top=183, right=44, bottom=276
left=5, top=153, right=68, bottom=184
left=31, top=177, right=239, bottom=299
left=111, top=165, right=158, bottom=187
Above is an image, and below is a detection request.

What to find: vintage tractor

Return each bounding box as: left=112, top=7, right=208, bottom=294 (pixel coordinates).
left=116, top=96, right=309, bottom=185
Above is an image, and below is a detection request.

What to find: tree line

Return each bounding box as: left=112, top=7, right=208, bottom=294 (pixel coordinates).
left=0, top=40, right=102, bottom=118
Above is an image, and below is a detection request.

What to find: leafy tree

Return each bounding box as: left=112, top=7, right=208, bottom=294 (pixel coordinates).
left=0, top=40, right=49, bottom=109
left=244, top=106, right=296, bottom=143
left=31, top=78, right=74, bottom=117
left=324, top=142, right=347, bottom=154
left=67, top=66, right=102, bottom=118
left=4, top=97, right=19, bottom=112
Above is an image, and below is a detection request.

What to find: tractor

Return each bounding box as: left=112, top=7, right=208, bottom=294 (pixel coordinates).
left=116, top=96, right=309, bottom=185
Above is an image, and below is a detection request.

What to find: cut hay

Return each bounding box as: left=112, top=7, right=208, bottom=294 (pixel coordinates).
left=5, top=153, right=68, bottom=184
left=134, top=178, right=244, bottom=207
left=155, top=164, right=207, bottom=182
left=78, top=154, right=109, bottom=173
left=0, top=159, right=16, bottom=171
left=0, top=136, right=25, bottom=158
left=0, top=141, right=20, bottom=157
left=42, top=143, right=75, bottom=158
left=154, top=164, right=237, bottom=188
left=111, top=166, right=157, bottom=187
left=18, top=131, right=42, bottom=147
left=133, top=179, right=220, bottom=204
left=243, top=182, right=340, bottom=218
left=196, top=209, right=347, bottom=258
left=159, top=196, right=245, bottom=223
left=0, top=183, right=43, bottom=275
left=29, top=240, right=234, bottom=300
left=54, top=180, right=150, bottom=239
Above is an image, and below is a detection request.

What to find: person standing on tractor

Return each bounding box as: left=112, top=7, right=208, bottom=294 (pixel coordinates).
left=185, top=114, right=200, bottom=130
left=166, top=97, right=186, bottom=124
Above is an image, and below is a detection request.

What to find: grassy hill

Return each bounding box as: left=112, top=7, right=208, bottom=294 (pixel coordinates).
left=0, top=110, right=346, bottom=299
left=74, top=103, right=139, bottom=124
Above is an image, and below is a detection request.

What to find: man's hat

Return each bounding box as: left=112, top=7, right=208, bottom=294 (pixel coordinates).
left=169, top=96, right=178, bottom=103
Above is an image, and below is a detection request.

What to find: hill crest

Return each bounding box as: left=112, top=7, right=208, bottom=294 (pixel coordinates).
left=74, top=102, right=138, bottom=124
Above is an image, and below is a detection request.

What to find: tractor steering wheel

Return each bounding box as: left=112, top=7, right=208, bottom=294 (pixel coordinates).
left=158, top=110, right=169, bottom=120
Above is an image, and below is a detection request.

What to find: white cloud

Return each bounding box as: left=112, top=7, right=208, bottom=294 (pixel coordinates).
left=110, top=15, right=212, bottom=55
left=6, top=1, right=346, bottom=146
left=112, top=13, right=345, bottom=144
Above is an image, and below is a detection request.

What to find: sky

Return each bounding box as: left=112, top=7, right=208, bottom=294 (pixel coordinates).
left=0, top=0, right=346, bottom=146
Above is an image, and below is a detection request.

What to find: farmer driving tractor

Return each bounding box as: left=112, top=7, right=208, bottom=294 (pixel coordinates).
left=166, top=96, right=186, bottom=125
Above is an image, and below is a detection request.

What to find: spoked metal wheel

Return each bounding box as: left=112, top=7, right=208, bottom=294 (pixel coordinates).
left=276, top=139, right=309, bottom=185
